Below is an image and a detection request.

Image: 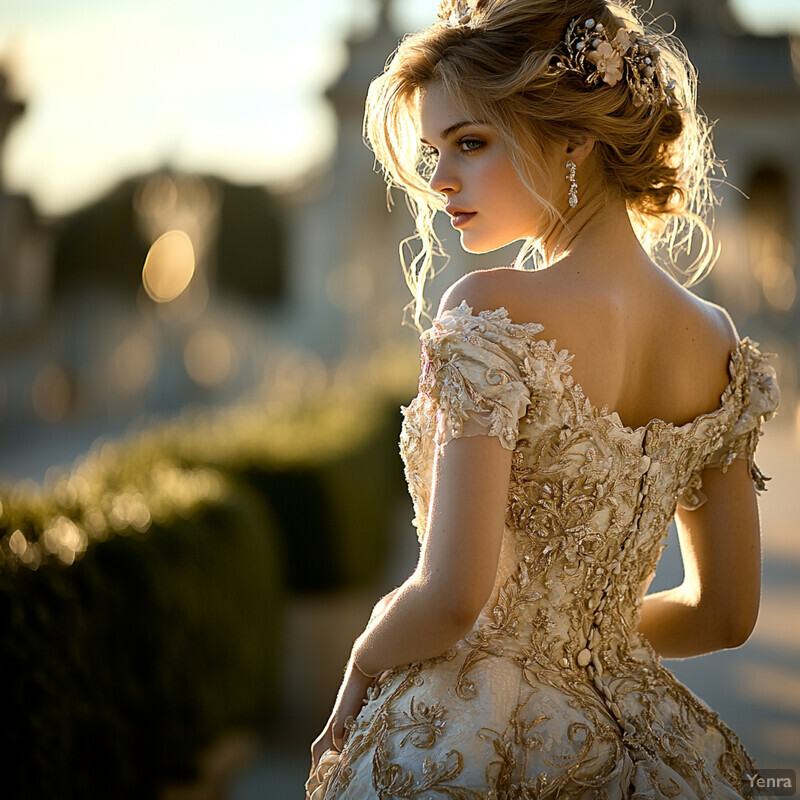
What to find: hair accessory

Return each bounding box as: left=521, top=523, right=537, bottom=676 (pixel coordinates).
left=436, top=0, right=481, bottom=29
left=554, top=16, right=681, bottom=109
left=566, top=160, right=578, bottom=207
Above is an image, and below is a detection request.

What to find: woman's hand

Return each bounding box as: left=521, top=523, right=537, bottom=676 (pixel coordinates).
left=309, top=657, right=376, bottom=772
left=309, top=591, right=400, bottom=773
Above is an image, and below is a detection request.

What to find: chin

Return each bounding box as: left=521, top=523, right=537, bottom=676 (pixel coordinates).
left=459, top=233, right=518, bottom=255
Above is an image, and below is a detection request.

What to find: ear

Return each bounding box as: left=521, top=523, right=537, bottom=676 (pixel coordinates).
left=564, top=136, right=595, bottom=167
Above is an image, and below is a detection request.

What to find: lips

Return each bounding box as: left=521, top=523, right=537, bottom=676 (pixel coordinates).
left=446, top=207, right=477, bottom=229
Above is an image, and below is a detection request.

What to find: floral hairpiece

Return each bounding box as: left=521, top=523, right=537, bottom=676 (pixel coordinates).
left=553, top=17, right=680, bottom=109
left=436, top=0, right=481, bottom=30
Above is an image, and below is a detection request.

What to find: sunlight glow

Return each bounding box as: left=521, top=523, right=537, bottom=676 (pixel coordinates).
left=142, top=230, right=196, bottom=303
left=42, top=515, right=88, bottom=565
left=0, top=0, right=797, bottom=216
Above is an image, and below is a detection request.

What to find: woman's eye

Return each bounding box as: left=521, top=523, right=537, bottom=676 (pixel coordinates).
left=459, top=138, right=485, bottom=153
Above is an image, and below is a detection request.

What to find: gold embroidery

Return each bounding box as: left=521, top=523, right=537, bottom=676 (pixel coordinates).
left=312, top=302, right=780, bottom=799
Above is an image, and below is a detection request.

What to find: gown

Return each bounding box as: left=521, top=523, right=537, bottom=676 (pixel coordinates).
left=305, top=300, right=781, bottom=800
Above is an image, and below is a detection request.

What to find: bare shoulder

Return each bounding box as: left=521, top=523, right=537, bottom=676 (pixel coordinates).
left=438, top=266, right=740, bottom=366
left=437, top=264, right=744, bottom=427
left=680, top=292, right=741, bottom=367
left=437, top=267, right=526, bottom=317
left=437, top=265, right=620, bottom=340
left=644, top=286, right=744, bottom=423
left=437, top=266, right=582, bottom=324
left=700, top=297, right=739, bottom=349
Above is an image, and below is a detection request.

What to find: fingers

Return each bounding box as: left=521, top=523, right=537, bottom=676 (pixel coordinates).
left=310, top=725, right=335, bottom=771
left=310, top=741, right=321, bottom=772
left=311, top=666, right=373, bottom=766
left=332, top=715, right=345, bottom=750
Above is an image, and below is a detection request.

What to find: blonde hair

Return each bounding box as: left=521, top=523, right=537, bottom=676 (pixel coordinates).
left=364, top=0, right=721, bottom=329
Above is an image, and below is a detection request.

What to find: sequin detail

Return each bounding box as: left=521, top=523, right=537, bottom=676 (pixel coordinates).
left=311, top=300, right=780, bottom=799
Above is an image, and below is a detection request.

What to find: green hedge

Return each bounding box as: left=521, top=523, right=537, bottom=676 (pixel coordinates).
left=0, top=377, right=413, bottom=798
left=0, top=479, right=284, bottom=798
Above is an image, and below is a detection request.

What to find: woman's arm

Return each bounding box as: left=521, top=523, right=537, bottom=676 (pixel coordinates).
left=352, top=434, right=513, bottom=676
left=367, top=587, right=401, bottom=624
left=638, top=457, right=762, bottom=658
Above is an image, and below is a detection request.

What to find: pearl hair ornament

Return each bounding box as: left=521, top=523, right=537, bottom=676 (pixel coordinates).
left=436, top=3, right=681, bottom=111
left=553, top=16, right=682, bottom=109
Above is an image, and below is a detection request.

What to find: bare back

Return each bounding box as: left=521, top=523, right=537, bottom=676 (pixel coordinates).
left=438, top=258, right=767, bottom=656
left=441, top=260, right=739, bottom=432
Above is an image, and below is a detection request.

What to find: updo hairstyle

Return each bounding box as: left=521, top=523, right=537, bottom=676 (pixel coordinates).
left=364, top=0, right=720, bottom=328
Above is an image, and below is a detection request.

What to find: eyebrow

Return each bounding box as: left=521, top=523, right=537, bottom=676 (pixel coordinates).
left=420, top=119, right=486, bottom=145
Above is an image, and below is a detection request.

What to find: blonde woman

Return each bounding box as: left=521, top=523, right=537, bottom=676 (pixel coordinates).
left=307, top=1, right=781, bottom=797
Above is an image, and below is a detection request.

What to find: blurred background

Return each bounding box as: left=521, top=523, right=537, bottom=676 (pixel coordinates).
left=0, top=0, right=798, bottom=797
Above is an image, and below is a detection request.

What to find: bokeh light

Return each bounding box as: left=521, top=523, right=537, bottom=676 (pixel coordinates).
left=42, top=515, right=88, bottom=565
left=184, top=328, right=236, bottom=386
left=760, top=256, right=797, bottom=312
left=112, top=332, right=157, bottom=394
left=142, top=229, right=196, bottom=303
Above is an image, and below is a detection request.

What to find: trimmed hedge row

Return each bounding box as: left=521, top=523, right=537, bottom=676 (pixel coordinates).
left=0, top=385, right=410, bottom=798
left=1, top=484, right=283, bottom=798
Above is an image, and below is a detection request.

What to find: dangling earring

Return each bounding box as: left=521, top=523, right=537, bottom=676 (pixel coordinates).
left=566, top=160, right=578, bottom=208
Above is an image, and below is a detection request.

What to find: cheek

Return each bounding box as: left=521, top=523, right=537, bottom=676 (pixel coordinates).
left=486, top=161, right=518, bottom=201
left=491, top=163, right=536, bottom=212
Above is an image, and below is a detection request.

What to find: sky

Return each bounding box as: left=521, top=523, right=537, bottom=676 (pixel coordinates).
left=0, top=0, right=798, bottom=217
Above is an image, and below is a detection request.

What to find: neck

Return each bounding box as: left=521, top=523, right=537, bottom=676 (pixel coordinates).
left=544, top=193, right=647, bottom=269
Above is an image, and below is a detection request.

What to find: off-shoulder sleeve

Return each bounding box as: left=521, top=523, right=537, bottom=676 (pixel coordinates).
left=418, top=301, right=534, bottom=451
left=677, top=338, right=780, bottom=510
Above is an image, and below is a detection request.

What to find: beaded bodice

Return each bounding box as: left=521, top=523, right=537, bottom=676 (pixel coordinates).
left=395, top=302, right=779, bottom=767
left=311, top=300, right=780, bottom=800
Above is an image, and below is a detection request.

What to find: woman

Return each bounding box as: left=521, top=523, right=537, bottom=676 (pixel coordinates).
left=307, top=0, right=781, bottom=797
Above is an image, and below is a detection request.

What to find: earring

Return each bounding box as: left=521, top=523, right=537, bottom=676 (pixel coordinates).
left=566, top=160, right=578, bottom=207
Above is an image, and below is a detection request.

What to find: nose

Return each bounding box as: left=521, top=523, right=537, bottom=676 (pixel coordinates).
left=429, top=156, right=460, bottom=195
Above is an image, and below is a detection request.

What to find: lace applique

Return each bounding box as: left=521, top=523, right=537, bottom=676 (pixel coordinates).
left=315, top=304, right=778, bottom=799
left=304, top=748, right=340, bottom=799
left=677, top=338, right=780, bottom=510
left=419, top=301, right=536, bottom=452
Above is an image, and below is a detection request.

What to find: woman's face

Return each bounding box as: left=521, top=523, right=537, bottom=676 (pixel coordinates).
left=418, top=81, right=558, bottom=254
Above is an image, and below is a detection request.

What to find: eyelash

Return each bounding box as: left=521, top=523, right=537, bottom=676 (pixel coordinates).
left=422, top=137, right=486, bottom=161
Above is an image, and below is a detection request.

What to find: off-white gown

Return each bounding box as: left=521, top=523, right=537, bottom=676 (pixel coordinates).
left=306, top=301, right=781, bottom=800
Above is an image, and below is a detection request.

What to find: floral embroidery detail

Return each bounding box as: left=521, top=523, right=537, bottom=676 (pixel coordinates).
left=386, top=697, right=448, bottom=748
left=304, top=748, right=340, bottom=800
left=311, top=302, right=779, bottom=799
left=418, top=304, right=536, bottom=454
left=677, top=336, right=780, bottom=509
